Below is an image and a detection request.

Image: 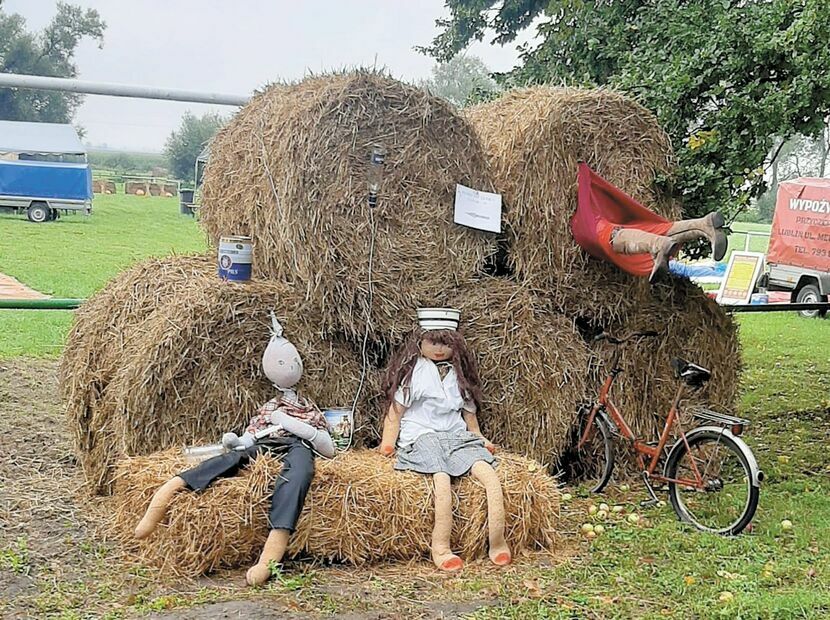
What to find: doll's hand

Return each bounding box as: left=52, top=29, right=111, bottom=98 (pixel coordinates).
left=222, top=432, right=241, bottom=449
left=378, top=444, right=395, bottom=457
left=222, top=432, right=255, bottom=450
left=484, top=439, right=496, bottom=455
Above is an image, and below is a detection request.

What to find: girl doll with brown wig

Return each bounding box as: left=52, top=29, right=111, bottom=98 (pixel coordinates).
left=379, top=308, right=511, bottom=572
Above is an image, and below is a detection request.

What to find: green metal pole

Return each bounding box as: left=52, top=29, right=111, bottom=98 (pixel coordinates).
left=0, top=298, right=84, bottom=310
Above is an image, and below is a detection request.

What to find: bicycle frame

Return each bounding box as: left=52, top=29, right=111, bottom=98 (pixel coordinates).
left=578, top=353, right=706, bottom=488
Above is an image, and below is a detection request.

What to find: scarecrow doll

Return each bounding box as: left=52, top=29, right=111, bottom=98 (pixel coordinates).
left=134, top=315, right=334, bottom=586
left=379, top=308, right=511, bottom=572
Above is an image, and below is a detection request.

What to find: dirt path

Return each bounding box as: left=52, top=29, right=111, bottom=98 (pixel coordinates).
left=0, top=359, right=570, bottom=619
left=0, top=273, right=48, bottom=300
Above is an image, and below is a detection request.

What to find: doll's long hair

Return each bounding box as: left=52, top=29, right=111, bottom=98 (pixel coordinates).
left=382, top=329, right=484, bottom=411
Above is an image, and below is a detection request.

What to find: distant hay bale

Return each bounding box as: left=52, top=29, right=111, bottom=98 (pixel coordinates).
left=64, top=265, right=382, bottom=494
left=200, top=71, right=499, bottom=342
left=109, top=449, right=560, bottom=575
left=449, top=279, right=592, bottom=468
left=60, top=255, right=214, bottom=494
left=466, top=87, right=678, bottom=324
left=588, top=278, right=740, bottom=443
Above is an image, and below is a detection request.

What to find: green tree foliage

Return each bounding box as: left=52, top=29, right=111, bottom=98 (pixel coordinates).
left=424, top=0, right=830, bottom=222
left=0, top=2, right=105, bottom=123
left=419, top=55, right=499, bottom=107
left=164, top=112, right=225, bottom=182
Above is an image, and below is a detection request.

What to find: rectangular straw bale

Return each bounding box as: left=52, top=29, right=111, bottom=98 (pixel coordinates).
left=108, top=449, right=560, bottom=576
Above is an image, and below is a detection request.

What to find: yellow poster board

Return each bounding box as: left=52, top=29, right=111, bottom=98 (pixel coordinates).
left=717, top=251, right=766, bottom=305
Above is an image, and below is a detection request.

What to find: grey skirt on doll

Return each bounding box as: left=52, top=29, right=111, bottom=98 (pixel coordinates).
left=394, top=430, right=495, bottom=477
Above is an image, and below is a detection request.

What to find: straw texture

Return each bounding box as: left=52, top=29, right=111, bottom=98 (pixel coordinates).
left=60, top=255, right=214, bottom=493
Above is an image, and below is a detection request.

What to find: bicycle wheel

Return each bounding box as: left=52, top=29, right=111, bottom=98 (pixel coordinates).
left=564, top=408, right=615, bottom=493
left=665, top=430, right=759, bottom=534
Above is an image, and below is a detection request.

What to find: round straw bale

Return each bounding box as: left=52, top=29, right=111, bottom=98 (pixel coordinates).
left=589, top=278, right=740, bottom=443
left=108, top=448, right=559, bottom=575
left=60, top=254, right=214, bottom=493
left=466, top=87, right=679, bottom=323
left=103, top=274, right=381, bottom=492
left=199, top=71, right=499, bottom=342
left=446, top=278, right=593, bottom=469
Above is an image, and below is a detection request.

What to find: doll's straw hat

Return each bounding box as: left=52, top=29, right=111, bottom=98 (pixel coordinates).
left=417, top=307, right=460, bottom=332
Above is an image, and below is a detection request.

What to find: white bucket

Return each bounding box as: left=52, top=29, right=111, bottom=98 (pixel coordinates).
left=218, top=236, right=252, bottom=281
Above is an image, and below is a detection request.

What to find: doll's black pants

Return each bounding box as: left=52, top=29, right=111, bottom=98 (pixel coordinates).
left=178, top=437, right=314, bottom=532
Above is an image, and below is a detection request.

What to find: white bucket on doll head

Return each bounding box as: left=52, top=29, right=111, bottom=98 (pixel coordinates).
left=323, top=407, right=353, bottom=451
left=218, top=236, right=252, bottom=281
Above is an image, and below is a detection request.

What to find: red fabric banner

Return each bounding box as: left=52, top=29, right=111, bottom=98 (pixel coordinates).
left=572, top=163, right=671, bottom=277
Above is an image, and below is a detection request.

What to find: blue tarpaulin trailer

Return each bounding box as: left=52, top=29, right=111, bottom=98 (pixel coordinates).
left=0, top=120, right=93, bottom=222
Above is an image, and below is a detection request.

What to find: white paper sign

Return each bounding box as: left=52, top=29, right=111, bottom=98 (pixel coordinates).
left=454, top=184, right=502, bottom=233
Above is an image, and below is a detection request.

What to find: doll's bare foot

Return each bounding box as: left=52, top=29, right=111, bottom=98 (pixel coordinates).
left=135, top=476, right=186, bottom=539
left=245, top=563, right=273, bottom=586
left=432, top=549, right=464, bottom=572
left=246, top=529, right=290, bottom=586
left=489, top=542, right=512, bottom=566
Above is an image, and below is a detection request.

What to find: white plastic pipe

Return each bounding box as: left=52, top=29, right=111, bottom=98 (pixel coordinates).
left=0, top=73, right=250, bottom=106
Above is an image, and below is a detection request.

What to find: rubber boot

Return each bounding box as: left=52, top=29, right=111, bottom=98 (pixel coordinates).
left=611, top=228, right=680, bottom=283
left=246, top=529, right=290, bottom=586
left=431, top=472, right=463, bottom=572
left=470, top=461, right=511, bottom=566
left=134, top=476, right=186, bottom=539
left=667, top=212, right=727, bottom=261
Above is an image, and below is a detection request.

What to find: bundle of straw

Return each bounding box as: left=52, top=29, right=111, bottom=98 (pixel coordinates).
left=62, top=255, right=381, bottom=494
left=200, top=71, right=499, bottom=342
left=109, top=449, right=559, bottom=575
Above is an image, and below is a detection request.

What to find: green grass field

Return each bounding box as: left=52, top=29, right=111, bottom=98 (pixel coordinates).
left=0, top=194, right=206, bottom=357
left=1, top=196, right=828, bottom=618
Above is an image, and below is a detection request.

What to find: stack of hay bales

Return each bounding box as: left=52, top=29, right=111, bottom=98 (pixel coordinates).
left=109, top=449, right=559, bottom=575
left=63, top=74, right=739, bottom=529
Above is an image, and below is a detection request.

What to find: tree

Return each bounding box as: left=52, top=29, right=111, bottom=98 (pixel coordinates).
left=0, top=2, right=105, bottom=123
left=419, top=55, right=499, bottom=107
left=423, top=0, right=830, bottom=224
left=164, top=112, right=225, bottom=182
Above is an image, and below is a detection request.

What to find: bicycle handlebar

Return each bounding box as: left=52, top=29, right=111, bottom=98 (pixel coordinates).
left=592, top=330, right=659, bottom=345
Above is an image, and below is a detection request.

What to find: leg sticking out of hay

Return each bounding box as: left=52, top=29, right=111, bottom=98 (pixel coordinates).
left=573, top=163, right=729, bottom=283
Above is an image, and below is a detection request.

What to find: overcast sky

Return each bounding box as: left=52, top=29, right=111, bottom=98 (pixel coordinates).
left=4, top=1, right=533, bottom=152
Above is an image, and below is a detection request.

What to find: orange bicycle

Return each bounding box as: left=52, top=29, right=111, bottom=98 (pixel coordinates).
left=566, top=330, right=762, bottom=535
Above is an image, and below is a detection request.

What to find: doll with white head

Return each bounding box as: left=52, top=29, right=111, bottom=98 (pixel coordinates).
left=379, top=308, right=511, bottom=572
left=134, top=313, right=334, bottom=586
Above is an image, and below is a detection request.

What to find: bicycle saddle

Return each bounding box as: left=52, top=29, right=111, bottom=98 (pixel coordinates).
left=671, top=358, right=711, bottom=388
